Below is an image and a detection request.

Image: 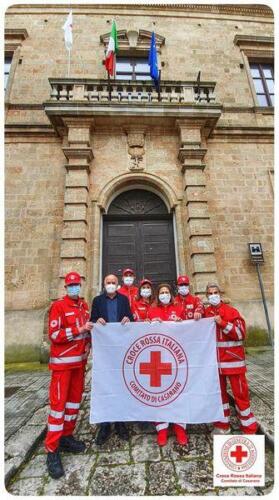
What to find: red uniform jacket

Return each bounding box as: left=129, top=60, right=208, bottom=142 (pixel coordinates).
left=118, top=285, right=138, bottom=309
left=132, top=298, right=153, bottom=321
left=148, top=303, right=184, bottom=321
left=48, top=295, right=91, bottom=371
left=204, top=302, right=246, bottom=375
left=174, top=293, right=204, bottom=320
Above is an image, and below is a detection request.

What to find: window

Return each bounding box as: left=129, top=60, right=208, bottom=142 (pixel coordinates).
left=116, top=57, right=151, bottom=81
left=250, top=63, right=274, bottom=107
left=4, top=54, right=13, bottom=91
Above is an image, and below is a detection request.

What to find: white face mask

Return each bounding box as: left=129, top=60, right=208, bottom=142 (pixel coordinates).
left=123, top=276, right=134, bottom=286
left=208, top=294, right=221, bottom=306
left=105, top=284, right=117, bottom=294
left=141, top=288, right=152, bottom=298
left=178, top=285, right=189, bottom=296
left=159, top=293, right=171, bottom=305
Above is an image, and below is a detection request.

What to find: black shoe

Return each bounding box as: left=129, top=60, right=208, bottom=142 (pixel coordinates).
left=59, top=435, right=86, bottom=453
left=115, top=422, right=129, bottom=441
left=46, top=451, right=65, bottom=479
left=138, top=422, right=150, bottom=431
left=95, top=423, right=111, bottom=445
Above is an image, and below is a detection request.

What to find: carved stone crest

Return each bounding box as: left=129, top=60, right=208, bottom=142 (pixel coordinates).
left=125, top=128, right=146, bottom=171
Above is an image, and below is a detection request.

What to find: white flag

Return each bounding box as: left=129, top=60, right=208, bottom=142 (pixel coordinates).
left=90, top=318, right=225, bottom=424
left=62, top=10, right=73, bottom=51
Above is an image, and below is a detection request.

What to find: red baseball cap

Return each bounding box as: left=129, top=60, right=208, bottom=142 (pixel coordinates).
left=123, top=268, right=135, bottom=276
left=177, top=275, right=190, bottom=285
left=139, top=278, right=152, bottom=287
left=65, top=272, right=81, bottom=285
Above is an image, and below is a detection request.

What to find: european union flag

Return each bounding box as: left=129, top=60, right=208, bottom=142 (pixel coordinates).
left=148, top=31, right=160, bottom=92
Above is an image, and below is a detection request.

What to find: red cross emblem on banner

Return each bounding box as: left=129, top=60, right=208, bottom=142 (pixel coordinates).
left=123, top=333, right=188, bottom=407
left=139, top=351, right=172, bottom=387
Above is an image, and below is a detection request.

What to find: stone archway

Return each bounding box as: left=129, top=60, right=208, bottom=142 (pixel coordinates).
left=102, top=189, right=177, bottom=286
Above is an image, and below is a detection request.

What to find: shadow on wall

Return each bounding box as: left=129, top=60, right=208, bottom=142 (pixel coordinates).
left=245, top=326, right=272, bottom=347
left=39, top=306, right=51, bottom=364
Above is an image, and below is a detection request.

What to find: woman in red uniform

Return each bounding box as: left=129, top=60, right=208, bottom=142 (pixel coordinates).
left=132, top=278, right=154, bottom=321
left=132, top=279, right=154, bottom=430
left=148, top=284, right=188, bottom=447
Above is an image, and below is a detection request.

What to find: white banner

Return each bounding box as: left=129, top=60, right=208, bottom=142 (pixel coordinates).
left=90, top=318, right=224, bottom=424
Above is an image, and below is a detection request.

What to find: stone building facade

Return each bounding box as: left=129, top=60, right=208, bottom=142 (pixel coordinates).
left=5, top=4, right=274, bottom=362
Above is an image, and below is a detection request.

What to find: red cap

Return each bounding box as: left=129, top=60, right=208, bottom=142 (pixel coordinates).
left=139, top=278, right=152, bottom=287
left=65, top=272, right=81, bottom=285
left=123, top=268, right=135, bottom=276
left=177, top=275, right=190, bottom=285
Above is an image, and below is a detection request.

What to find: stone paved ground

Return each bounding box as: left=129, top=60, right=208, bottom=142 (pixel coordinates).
left=243, top=348, right=274, bottom=442
left=5, top=349, right=274, bottom=496
left=5, top=369, right=50, bottom=441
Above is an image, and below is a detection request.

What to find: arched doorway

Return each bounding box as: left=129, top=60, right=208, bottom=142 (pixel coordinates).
left=102, top=189, right=177, bottom=286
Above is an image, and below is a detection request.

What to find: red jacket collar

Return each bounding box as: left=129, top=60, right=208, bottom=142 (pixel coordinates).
left=208, top=301, right=223, bottom=311
left=137, top=297, right=151, bottom=305
left=157, top=302, right=175, bottom=309
left=64, top=294, right=82, bottom=307
left=121, top=284, right=137, bottom=291
left=177, top=293, right=193, bottom=302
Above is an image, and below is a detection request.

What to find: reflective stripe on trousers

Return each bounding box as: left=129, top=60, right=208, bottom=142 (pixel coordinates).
left=48, top=423, right=64, bottom=432
left=64, top=414, right=77, bottom=421
left=235, top=405, right=251, bottom=417
left=239, top=416, right=257, bottom=427
left=65, top=402, right=80, bottom=409
left=49, top=409, right=64, bottom=419
left=217, top=341, right=243, bottom=348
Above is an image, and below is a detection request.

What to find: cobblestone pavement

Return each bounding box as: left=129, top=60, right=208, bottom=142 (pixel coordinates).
left=5, top=369, right=50, bottom=441
left=245, top=348, right=274, bottom=442
left=5, top=349, right=274, bottom=496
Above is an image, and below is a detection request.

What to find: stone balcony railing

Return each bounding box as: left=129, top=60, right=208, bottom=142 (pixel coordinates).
left=48, top=78, right=217, bottom=104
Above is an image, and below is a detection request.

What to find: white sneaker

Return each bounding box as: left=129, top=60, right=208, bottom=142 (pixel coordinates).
left=211, top=427, right=231, bottom=436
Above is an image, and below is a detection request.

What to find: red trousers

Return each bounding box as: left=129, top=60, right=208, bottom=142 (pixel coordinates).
left=45, top=365, right=85, bottom=452
left=215, top=373, right=258, bottom=434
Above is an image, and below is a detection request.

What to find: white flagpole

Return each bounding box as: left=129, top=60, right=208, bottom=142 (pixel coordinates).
left=67, top=48, right=71, bottom=77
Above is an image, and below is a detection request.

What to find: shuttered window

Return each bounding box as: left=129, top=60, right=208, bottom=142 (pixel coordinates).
left=116, top=57, right=151, bottom=81
left=250, top=63, right=274, bottom=107
left=4, top=54, right=13, bottom=91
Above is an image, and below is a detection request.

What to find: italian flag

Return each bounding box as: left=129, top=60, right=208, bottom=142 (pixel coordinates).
left=105, top=20, right=118, bottom=77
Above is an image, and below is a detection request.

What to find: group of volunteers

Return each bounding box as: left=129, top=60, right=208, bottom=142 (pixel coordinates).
left=45, top=268, right=258, bottom=479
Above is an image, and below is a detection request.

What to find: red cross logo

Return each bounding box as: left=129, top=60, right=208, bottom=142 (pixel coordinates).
left=139, top=351, right=172, bottom=387
left=230, top=445, right=248, bottom=463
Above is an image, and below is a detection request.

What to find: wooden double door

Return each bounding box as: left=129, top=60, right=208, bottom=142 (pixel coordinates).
left=103, top=217, right=177, bottom=287
left=102, top=189, right=177, bottom=287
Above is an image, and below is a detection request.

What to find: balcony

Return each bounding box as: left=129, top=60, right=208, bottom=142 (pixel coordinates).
left=48, top=78, right=217, bottom=104
left=44, top=78, right=222, bottom=131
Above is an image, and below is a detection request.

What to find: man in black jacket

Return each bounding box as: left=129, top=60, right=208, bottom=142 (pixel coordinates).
left=90, top=274, right=134, bottom=445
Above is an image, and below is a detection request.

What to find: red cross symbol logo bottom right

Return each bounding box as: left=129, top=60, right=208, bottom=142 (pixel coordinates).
left=230, top=445, right=248, bottom=463
left=221, top=437, right=257, bottom=472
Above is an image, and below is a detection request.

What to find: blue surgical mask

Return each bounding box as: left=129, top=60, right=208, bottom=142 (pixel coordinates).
left=159, top=293, right=171, bottom=305
left=178, top=285, right=189, bottom=296
left=67, top=285, right=81, bottom=297
left=208, top=294, right=221, bottom=306
left=123, top=276, right=134, bottom=286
